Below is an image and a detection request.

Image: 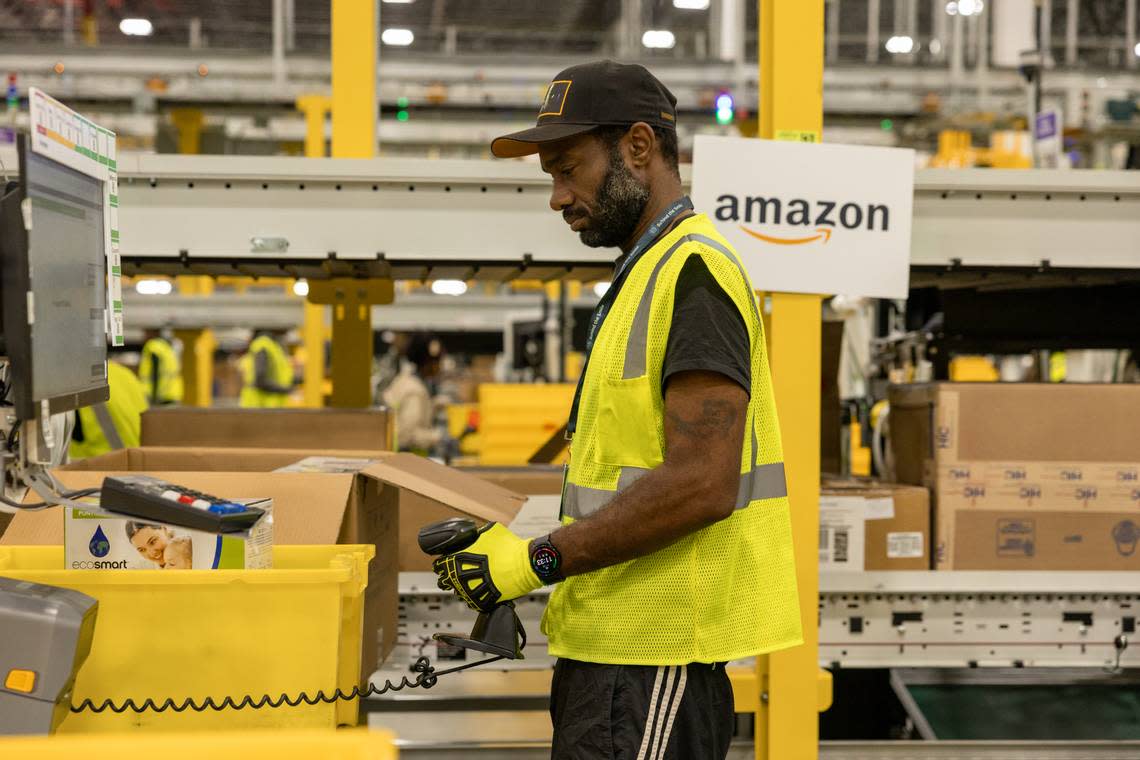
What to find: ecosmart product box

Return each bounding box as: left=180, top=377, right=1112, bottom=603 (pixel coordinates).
left=888, top=383, right=1140, bottom=569
left=63, top=498, right=273, bottom=570
left=819, top=482, right=930, bottom=571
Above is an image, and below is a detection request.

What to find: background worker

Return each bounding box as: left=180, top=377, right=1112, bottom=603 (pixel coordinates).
left=378, top=333, right=446, bottom=454
left=239, top=328, right=295, bottom=408
left=70, top=360, right=149, bottom=460
left=138, top=328, right=183, bottom=405
left=432, top=61, right=802, bottom=759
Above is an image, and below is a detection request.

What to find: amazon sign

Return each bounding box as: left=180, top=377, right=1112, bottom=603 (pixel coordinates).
left=691, top=135, right=914, bottom=299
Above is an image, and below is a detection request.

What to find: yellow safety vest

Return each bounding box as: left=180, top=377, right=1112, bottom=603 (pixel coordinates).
left=138, top=337, right=184, bottom=405
left=239, top=335, right=293, bottom=408
left=70, top=361, right=149, bottom=460
left=543, top=214, right=802, bottom=665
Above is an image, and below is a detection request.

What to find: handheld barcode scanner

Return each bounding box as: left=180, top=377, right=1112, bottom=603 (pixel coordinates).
left=0, top=578, right=97, bottom=734
left=417, top=517, right=527, bottom=660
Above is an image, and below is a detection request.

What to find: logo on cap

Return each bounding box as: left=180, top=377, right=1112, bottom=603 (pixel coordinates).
left=539, top=80, right=571, bottom=118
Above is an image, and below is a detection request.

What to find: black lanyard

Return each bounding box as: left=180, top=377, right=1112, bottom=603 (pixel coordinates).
left=565, top=196, right=694, bottom=436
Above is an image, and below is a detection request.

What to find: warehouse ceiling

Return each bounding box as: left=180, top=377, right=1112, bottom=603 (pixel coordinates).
left=0, top=0, right=1132, bottom=65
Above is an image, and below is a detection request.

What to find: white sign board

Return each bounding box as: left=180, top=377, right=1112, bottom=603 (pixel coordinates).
left=28, top=87, right=124, bottom=346
left=691, top=135, right=914, bottom=300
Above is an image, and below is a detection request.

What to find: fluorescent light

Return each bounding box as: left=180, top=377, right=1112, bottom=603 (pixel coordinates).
left=641, top=30, right=676, bottom=49
left=292, top=279, right=309, bottom=297
left=135, top=279, right=172, bottom=296
left=673, top=0, right=710, bottom=9
left=1135, top=41, right=1140, bottom=57
left=929, top=38, right=943, bottom=55
left=593, top=282, right=611, bottom=298
left=885, top=35, right=915, bottom=54
left=382, top=28, right=414, bottom=46
left=945, top=1, right=958, bottom=15
left=957, top=0, right=982, bottom=15
left=430, top=279, right=467, bottom=296
left=119, top=18, right=154, bottom=36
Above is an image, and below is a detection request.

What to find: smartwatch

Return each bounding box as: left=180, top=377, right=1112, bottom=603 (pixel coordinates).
left=529, top=534, right=565, bottom=585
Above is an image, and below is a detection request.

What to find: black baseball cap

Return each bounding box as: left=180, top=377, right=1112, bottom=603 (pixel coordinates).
left=491, top=60, right=678, bottom=159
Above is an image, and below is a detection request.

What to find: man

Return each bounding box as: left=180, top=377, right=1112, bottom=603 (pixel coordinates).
left=432, top=61, right=802, bottom=759
left=379, top=333, right=444, bottom=454
left=70, top=360, right=149, bottom=460
left=139, top=328, right=183, bottom=405
left=239, top=329, right=294, bottom=407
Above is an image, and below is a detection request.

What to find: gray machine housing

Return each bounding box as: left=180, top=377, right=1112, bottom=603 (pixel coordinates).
left=0, top=577, right=98, bottom=734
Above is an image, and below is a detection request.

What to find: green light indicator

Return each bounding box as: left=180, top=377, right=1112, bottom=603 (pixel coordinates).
left=397, top=96, right=409, bottom=108
left=396, top=110, right=409, bottom=122
left=715, top=107, right=733, bottom=125
left=880, top=118, right=893, bottom=131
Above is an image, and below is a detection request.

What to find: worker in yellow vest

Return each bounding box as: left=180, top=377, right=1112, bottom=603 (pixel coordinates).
left=138, top=329, right=183, bottom=405
left=70, top=360, right=149, bottom=460
left=239, top=330, right=295, bottom=408
left=432, top=62, right=801, bottom=760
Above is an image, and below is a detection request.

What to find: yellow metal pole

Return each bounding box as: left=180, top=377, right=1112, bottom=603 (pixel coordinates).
left=296, top=94, right=331, bottom=160
left=308, top=280, right=393, bottom=408
left=756, top=2, right=827, bottom=760
left=328, top=0, right=380, bottom=407
left=170, top=109, right=205, bottom=155
left=296, top=94, right=332, bottom=408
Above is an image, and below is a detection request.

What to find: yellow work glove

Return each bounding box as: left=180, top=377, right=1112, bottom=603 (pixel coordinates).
left=432, top=522, right=541, bottom=613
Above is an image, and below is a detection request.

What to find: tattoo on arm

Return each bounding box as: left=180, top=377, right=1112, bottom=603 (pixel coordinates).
left=666, top=398, right=740, bottom=440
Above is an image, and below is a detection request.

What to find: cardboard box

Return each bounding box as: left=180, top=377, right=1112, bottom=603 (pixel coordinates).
left=888, top=383, right=1140, bottom=568
left=820, top=482, right=930, bottom=571
left=457, top=466, right=565, bottom=496
left=140, top=407, right=393, bottom=451
left=953, top=511, right=1140, bottom=570
left=64, top=498, right=273, bottom=570
left=2, top=447, right=523, bottom=676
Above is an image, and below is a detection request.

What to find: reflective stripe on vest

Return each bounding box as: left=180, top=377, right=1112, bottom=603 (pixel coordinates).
left=563, top=232, right=786, bottom=520
left=91, top=403, right=125, bottom=450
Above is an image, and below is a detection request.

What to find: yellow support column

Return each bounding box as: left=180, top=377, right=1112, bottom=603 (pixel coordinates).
left=296, top=94, right=332, bottom=408
left=308, top=280, right=393, bottom=408
left=170, top=109, right=205, bottom=155
left=756, top=2, right=828, bottom=760
left=328, top=0, right=381, bottom=407
left=296, top=94, right=331, bottom=160
left=174, top=276, right=216, bottom=407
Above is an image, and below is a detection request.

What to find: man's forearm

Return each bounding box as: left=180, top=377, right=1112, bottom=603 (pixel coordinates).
left=551, top=460, right=734, bottom=577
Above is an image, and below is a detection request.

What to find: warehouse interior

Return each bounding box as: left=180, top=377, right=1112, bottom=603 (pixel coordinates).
left=1, top=0, right=1139, bottom=757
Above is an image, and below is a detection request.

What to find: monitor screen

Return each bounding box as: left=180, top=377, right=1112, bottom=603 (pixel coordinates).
left=0, top=140, right=108, bottom=417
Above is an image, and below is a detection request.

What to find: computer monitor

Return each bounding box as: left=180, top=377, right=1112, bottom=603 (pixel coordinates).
left=0, top=134, right=109, bottom=420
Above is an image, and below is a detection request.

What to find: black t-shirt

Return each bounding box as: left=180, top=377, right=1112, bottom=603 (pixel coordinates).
left=661, top=255, right=751, bottom=395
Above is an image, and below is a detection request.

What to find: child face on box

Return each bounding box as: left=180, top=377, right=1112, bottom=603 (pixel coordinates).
left=163, top=537, right=193, bottom=570
left=129, top=525, right=173, bottom=565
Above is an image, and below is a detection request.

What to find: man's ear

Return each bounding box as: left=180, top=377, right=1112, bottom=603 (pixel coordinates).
left=625, top=122, right=656, bottom=169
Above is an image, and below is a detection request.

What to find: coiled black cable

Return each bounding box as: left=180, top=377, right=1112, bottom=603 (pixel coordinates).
left=71, top=654, right=503, bottom=714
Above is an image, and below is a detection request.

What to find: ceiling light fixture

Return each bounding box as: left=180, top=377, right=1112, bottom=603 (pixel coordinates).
left=673, top=0, right=710, bottom=9
left=641, top=30, right=676, bottom=49
left=381, top=28, right=415, bottom=46
left=119, top=18, right=154, bottom=36
left=430, top=280, right=468, bottom=296
left=885, top=35, right=915, bottom=54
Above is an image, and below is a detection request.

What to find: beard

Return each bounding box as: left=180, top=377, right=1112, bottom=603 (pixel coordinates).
left=573, top=147, right=651, bottom=249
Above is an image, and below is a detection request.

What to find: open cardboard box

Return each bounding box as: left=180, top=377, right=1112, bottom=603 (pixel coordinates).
left=140, top=407, right=393, bottom=451
left=1, top=447, right=525, bottom=678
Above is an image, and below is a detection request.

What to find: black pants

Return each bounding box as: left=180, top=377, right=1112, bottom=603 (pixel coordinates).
left=550, top=658, right=734, bottom=760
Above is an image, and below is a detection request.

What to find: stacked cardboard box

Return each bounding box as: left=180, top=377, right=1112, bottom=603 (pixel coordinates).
left=889, top=383, right=1140, bottom=570
left=820, top=481, right=931, bottom=571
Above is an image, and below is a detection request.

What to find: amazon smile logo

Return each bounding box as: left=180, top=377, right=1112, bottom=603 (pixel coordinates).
left=715, top=194, right=891, bottom=246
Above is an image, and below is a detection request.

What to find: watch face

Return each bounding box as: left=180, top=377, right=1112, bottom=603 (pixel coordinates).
left=532, top=545, right=560, bottom=576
